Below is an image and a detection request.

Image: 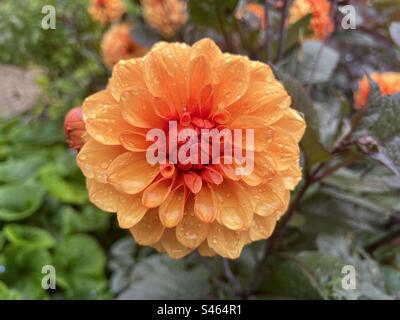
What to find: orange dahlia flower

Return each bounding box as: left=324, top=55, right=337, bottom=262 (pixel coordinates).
left=354, top=72, right=400, bottom=110
left=141, top=0, right=188, bottom=38
left=288, top=0, right=334, bottom=40
left=64, top=107, right=86, bottom=151
left=77, top=39, right=306, bottom=259
left=101, top=23, right=147, bottom=69
left=88, top=0, right=125, bottom=26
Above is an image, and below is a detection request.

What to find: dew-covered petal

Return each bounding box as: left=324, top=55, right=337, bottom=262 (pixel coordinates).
left=117, top=192, right=148, bottom=228
left=176, top=199, right=209, bottom=249
left=183, top=172, right=202, bottom=194
left=142, top=178, right=173, bottom=208
left=207, top=223, right=248, bottom=259
left=228, top=81, right=289, bottom=120
left=194, top=184, right=218, bottom=223
left=280, top=162, right=302, bottom=190
left=120, top=87, right=165, bottom=128
left=109, top=59, right=147, bottom=101
left=129, top=209, right=164, bottom=245
left=107, top=152, right=160, bottom=194
left=86, top=178, right=119, bottom=212
left=246, top=182, right=284, bottom=217
left=249, top=214, right=277, bottom=241
left=214, top=181, right=253, bottom=230
left=188, top=55, right=212, bottom=102
left=83, top=89, right=132, bottom=145
left=144, top=43, right=190, bottom=116
left=77, top=138, right=125, bottom=183
left=160, top=228, right=192, bottom=259
left=212, top=55, right=250, bottom=109
left=190, top=38, right=222, bottom=65
left=119, top=128, right=151, bottom=152
left=158, top=185, right=185, bottom=227
left=272, top=108, right=306, bottom=143
left=198, top=241, right=217, bottom=257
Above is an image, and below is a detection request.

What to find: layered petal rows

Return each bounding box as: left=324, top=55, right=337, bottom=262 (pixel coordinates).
left=76, top=39, right=306, bottom=259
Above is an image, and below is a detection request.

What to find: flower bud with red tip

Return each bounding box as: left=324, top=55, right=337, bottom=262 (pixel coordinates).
left=64, top=107, right=86, bottom=151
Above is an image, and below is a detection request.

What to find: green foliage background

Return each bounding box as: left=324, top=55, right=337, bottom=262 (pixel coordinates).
left=0, top=0, right=399, bottom=300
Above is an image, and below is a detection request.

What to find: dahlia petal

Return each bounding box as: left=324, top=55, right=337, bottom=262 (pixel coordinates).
left=265, top=134, right=300, bottom=170
left=107, top=152, right=160, bottom=194
left=207, top=223, right=248, bottom=259
left=276, top=190, right=290, bottom=217
left=119, top=128, right=151, bottom=152
left=77, top=138, right=125, bottom=183
left=153, top=97, right=177, bottom=119
left=86, top=178, right=119, bottom=212
left=176, top=199, right=209, bottom=249
left=120, top=87, right=165, bottom=128
left=144, top=43, right=190, bottom=115
left=194, top=184, right=218, bottom=223
left=212, top=55, right=250, bottom=108
left=272, top=109, right=306, bottom=143
left=109, top=59, right=146, bottom=101
left=248, top=183, right=284, bottom=217
left=117, top=192, right=148, bottom=228
left=159, top=185, right=185, bottom=227
left=249, top=61, right=275, bottom=82
left=190, top=38, right=222, bottom=65
left=280, top=162, right=302, bottom=190
left=183, top=172, right=202, bottom=194
left=188, top=55, right=212, bottom=102
left=83, top=89, right=132, bottom=145
left=160, top=228, right=192, bottom=259
left=228, top=81, right=289, bottom=120
left=142, top=178, right=173, bottom=208
left=201, top=166, right=223, bottom=185
left=214, top=181, right=253, bottom=230
left=129, top=209, right=164, bottom=245
left=249, top=214, right=277, bottom=241
left=198, top=241, right=217, bottom=257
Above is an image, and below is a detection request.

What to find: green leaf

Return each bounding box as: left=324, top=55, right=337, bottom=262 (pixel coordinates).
left=189, top=0, right=238, bottom=31
left=60, top=205, right=111, bottom=235
left=363, top=78, right=400, bottom=174
left=316, top=235, right=393, bottom=300
left=297, top=40, right=340, bottom=84
left=0, top=155, right=44, bottom=183
left=38, top=164, right=87, bottom=205
left=0, top=245, right=52, bottom=299
left=301, top=128, right=332, bottom=167
left=0, top=281, right=21, bottom=300
left=3, top=224, right=55, bottom=249
left=53, top=234, right=107, bottom=298
left=271, top=14, right=312, bottom=61
left=0, top=181, right=45, bottom=221
left=115, top=254, right=212, bottom=299
left=258, top=254, right=325, bottom=299
left=382, top=267, right=400, bottom=296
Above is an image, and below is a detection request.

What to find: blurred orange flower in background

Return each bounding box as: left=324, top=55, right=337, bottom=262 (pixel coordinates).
left=64, top=107, right=86, bottom=151
left=288, top=0, right=334, bottom=40
left=354, top=72, right=400, bottom=110
left=236, top=2, right=267, bottom=30
left=101, top=23, right=147, bottom=69
left=88, top=0, right=125, bottom=25
left=141, top=0, right=188, bottom=38
left=76, top=38, right=305, bottom=259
